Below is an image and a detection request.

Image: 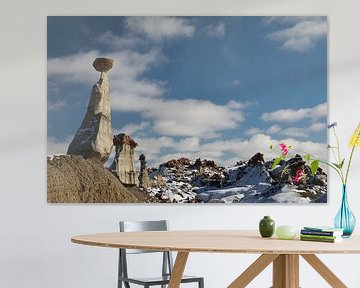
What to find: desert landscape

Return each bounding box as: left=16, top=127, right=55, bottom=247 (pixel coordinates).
left=47, top=57, right=327, bottom=203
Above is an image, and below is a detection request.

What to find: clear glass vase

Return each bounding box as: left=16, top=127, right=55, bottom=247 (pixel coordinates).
left=334, top=185, right=356, bottom=237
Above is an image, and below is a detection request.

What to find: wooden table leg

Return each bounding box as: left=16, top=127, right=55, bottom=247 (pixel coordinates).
left=272, top=254, right=299, bottom=288
left=168, top=252, right=189, bottom=288
left=301, top=254, right=347, bottom=288
left=228, top=254, right=279, bottom=288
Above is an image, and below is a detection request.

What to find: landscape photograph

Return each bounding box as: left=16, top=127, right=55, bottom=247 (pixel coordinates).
left=47, top=16, right=328, bottom=203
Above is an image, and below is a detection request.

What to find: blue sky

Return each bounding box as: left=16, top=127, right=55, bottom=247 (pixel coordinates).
left=47, top=16, right=328, bottom=167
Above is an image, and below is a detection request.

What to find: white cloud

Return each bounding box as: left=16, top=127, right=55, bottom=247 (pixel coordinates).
left=308, top=122, right=326, bottom=132
left=248, top=122, right=326, bottom=140
left=48, top=47, right=247, bottom=139
left=47, top=79, right=66, bottom=110
left=111, top=92, right=246, bottom=138
left=48, top=49, right=163, bottom=89
left=261, top=103, right=327, bottom=123
left=226, top=100, right=243, bottom=109
left=47, top=136, right=72, bottom=155
left=48, top=50, right=99, bottom=84
left=126, top=17, right=195, bottom=41
left=267, top=120, right=326, bottom=139
left=246, top=127, right=264, bottom=136
left=136, top=136, right=176, bottom=155
left=48, top=99, right=67, bottom=111
left=96, top=31, right=143, bottom=49
left=280, top=127, right=309, bottom=138
left=135, top=132, right=327, bottom=168
left=232, top=79, right=241, bottom=86
left=263, top=16, right=325, bottom=26
left=114, top=122, right=150, bottom=136
left=177, top=137, right=201, bottom=152
left=48, top=48, right=166, bottom=119
left=138, top=136, right=201, bottom=154
left=204, top=23, right=226, bottom=37
left=226, top=100, right=256, bottom=109
left=267, top=124, right=282, bottom=134
left=267, top=17, right=327, bottom=51
left=144, top=99, right=245, bottom=138
left=280, top=122, right=326, bottom=138
left=113, top=77, right=165, bottom=99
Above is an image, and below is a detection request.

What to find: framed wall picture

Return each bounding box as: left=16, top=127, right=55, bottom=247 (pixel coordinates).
left=47, top=16, right=328, bottom=203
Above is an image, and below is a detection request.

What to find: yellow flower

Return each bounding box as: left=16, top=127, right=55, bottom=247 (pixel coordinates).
left=349, top=122, right=360, bottom=147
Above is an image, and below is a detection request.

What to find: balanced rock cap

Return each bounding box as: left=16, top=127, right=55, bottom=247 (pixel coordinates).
left=93, top=57, right=114, bottom=72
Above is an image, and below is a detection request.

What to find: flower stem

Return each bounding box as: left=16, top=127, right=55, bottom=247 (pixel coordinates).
left=333, top=127, right=345, bottom=182
left=330, top=148, right=339, bottom=164
left=345, top=130, right=360, bottom=185
left=333, top=127, right=342, bottom=165
left=345, top=145, right=356, bottom=185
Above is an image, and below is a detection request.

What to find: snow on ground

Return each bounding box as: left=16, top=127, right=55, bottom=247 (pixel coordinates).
left=269, top=186, right=312, bottom=203
left=197, top=186, right=248, bottom=203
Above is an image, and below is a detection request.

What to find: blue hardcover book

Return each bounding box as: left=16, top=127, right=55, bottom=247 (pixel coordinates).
left=301, top=229, right=343, bottom=237
left=302, top=226, right=343, bottom=236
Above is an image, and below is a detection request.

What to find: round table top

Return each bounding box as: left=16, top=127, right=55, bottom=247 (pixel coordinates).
left=71, top=230, right=360, bottom=254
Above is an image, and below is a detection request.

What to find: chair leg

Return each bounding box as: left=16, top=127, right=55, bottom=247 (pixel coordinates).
left=199, top=278, right=204, bottom=288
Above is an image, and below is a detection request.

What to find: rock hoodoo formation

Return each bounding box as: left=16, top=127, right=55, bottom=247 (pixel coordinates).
left=110, top=133, right=139, bottom=186
left=139, top=154, right=151, bottom=188
left=67, top=58, right=114, bottom=163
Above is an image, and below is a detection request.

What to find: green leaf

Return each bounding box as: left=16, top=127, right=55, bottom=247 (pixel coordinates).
left=332, top=162, right=341, bottom=169
left=272, top=157, right=282, bottom=169
left=339, top=159, right=345, bottom=169
left=269, top=144, right=273, bottom=149
left=332, top=160, right=345, bottom=169
left=310, top=160, right=319, bottom=176
left=304, top=154, right=311, bottom=163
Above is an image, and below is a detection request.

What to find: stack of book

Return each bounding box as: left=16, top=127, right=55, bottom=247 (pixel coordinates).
left=300, top=226, right=344, bottom=243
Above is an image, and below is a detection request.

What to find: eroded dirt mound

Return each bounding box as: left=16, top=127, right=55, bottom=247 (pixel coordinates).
left=47, top=155, right=139, bottom=203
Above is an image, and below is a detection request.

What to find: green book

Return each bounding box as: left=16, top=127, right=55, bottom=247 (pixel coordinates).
left=300, top=236, right=342, bottom=243
left=300, top=234, right=340, bottom=240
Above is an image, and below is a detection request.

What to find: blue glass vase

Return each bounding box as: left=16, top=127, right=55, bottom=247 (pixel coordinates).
left=334, top=185, right=356, bottom=237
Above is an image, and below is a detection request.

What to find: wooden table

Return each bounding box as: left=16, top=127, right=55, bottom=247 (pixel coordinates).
left=71, top=230, right=360, bottom=288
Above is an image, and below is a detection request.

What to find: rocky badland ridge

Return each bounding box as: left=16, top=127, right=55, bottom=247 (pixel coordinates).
left=146, top=153, right=327, bottom=203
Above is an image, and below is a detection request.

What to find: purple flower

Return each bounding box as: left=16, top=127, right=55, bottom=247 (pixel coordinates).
left=327, top=122, right=337, bottom=129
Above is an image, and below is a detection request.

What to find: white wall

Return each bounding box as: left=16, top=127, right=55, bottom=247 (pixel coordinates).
left=1, top=0, right=360, bottom=287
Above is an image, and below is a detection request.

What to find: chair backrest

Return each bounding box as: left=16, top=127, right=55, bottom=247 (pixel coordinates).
left=120, top=220, right=168, bottom=232
left=119, top=220, right=168, bottom=254
left=118, top=220, right=173, bottom=283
